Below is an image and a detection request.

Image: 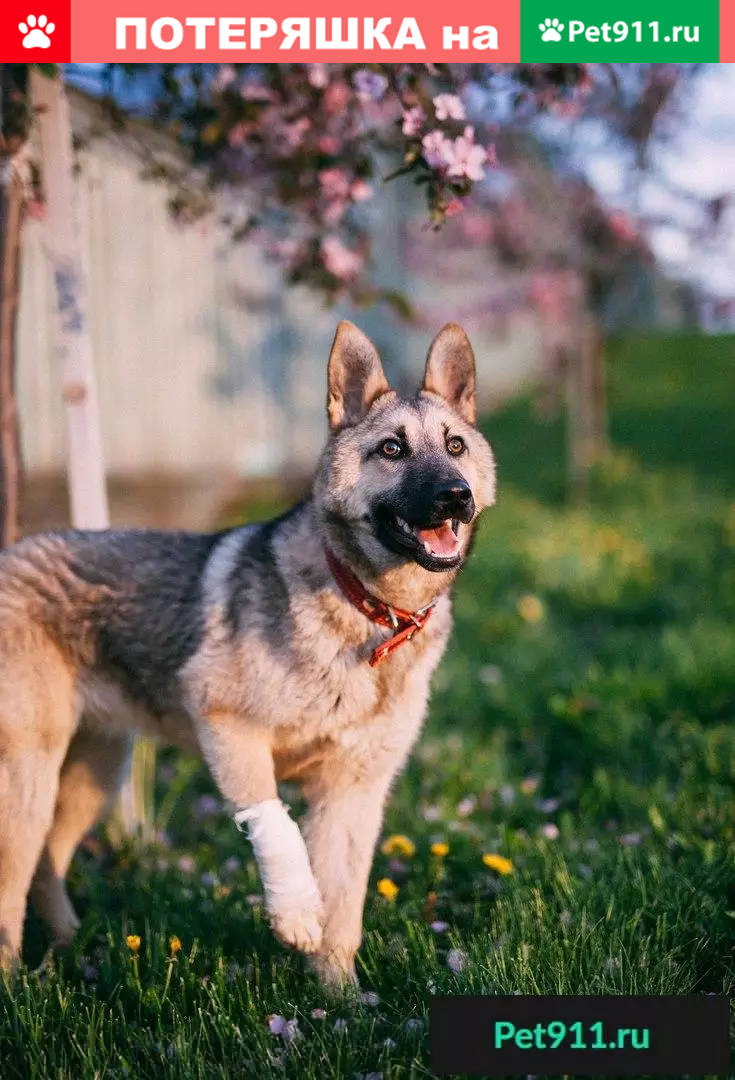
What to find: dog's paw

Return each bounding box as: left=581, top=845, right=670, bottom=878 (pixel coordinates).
left=270, top=903, right=325, bottom=954
left=308, top=951, right=360, bottom=992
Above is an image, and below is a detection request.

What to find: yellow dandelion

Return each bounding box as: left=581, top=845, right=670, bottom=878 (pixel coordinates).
left=482, top=853, right=514, bottom=876
left=377, top=878, right=399, bottom=901
left=126, top=934, right=141, bottom=953
left=381, top=834, right=416, bottom=857
left=520, top=777, right=539, bottom=796
left=169, top=935, right=182, bottom=955
left=518, top=595, right=544, bottom=623
left=430, top=842, right=449, bottom=858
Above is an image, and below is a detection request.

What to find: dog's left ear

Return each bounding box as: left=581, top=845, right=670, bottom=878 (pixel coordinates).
left=423, top=323, right=477, bottom=425
left=327, top=321, right=391, bottom=432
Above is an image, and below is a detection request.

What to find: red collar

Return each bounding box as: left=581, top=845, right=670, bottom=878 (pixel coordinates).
left=325, top=546, right=436, bottom=667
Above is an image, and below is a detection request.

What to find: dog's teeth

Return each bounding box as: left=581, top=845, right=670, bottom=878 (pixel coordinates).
left=396, top=516, right=412, bottom=535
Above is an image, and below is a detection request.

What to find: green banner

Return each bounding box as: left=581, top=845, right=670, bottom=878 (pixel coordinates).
left=521, top=0, right=720, bottom=60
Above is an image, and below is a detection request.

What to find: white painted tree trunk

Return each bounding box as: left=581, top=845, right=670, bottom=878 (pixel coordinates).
left=30, top=69, right=151, bottom=839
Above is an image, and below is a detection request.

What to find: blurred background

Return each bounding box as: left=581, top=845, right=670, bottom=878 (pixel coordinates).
left=9, top=62, right=733, bottom=535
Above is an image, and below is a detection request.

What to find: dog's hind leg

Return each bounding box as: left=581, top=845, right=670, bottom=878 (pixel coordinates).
left=31, top=725, right=131, bottom=946
left=0, top=644, right=78, bottom=971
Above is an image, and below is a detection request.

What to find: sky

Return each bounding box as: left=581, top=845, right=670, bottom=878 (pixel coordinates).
left=585, top=64, right=735, bottom=301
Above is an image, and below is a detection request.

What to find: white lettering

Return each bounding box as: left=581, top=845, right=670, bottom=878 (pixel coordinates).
left=220, top=16, right=247, bottom=48
left=315, top=17, right=359, bottom=48
left=473, top=25, right=498, bottom=49
left=250, top=16, right=277, bottom=47
left=569, top=20, right=585, bottom=40
left=443, top=25, right=469, bottom=48
left=151, top=17, right=183, bottom=49
left=185, top=17, right=215, bottom=48
left=281, top=17, right=310, bottom=47
left=393, top=17, right=425, bottom=48
left=364, top=17, right=392, bottom=49
left=116, top=17, right=146, bottom=48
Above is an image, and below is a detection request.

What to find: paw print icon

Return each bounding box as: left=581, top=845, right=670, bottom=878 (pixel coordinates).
left=19, top=13, right=55, bottom=48
left=539, top=17, right=564, bottom=42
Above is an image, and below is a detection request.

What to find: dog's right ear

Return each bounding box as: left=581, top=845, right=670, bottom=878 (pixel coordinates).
left=327, top=321, right=390, bottom=432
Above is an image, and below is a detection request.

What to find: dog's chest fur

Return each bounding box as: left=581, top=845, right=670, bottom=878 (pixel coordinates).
left=183, top=517, right=453, bottom=759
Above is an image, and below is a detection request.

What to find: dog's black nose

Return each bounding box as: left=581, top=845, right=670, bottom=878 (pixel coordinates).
left=432, top=480, right=475, bottom=522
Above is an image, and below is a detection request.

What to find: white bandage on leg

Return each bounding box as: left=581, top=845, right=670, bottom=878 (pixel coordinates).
left=233, top=798, right=324, bottom=953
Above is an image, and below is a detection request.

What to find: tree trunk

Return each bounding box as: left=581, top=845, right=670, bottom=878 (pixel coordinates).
left=30, top=69, right=109, bottom=528
left=30, top=69, right=154, bottom=841
left=0, top=144, right=26, bottom=548
left=566, top=312, right=609, bottom=502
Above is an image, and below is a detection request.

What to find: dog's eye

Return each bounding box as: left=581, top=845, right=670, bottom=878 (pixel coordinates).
left=447, top=436, right=465, bottom=455
left=380, top=438, right=403, bottom=459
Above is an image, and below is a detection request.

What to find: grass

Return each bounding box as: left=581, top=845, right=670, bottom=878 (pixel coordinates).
left=2, top=333, right=734, bottom=1079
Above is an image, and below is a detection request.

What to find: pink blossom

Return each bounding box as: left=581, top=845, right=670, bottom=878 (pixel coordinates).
left=323, top=198, right=348, bottom=226
left=402, top=106, right=426, bottom=136
left=319, top=168, right=351, bottom=200
left=324, top=81, right=352, bottom=115
left=445, top=199, right=464, bottom=217
left=212, top=65, right=237, bottom=93
left=307, top=64, right=329, bottom=89
left=241, top=84, right=277, bottom=103
left=421, top=130, right=453, bottom=171
left=433, top=94, right=466, bottom=121
left=350, top=179, right=373, bottom=202
left=446, top=132, right=488, bottom=182
left=281, top=117, right=311, bottom=149
left=321, top=237, right=363, bottom=280
left=317, top=135, right=342, bottom=155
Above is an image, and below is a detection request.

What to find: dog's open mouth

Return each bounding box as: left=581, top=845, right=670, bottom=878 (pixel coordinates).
left=397, top=516, right=461, bottom=559
left=376, top=510, right=465, bottom=571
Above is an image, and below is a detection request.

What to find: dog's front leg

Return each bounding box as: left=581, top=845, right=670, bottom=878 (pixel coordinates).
left=198, top=717, right=324, bottom=953
left=301, top=767, right=395, bottom=989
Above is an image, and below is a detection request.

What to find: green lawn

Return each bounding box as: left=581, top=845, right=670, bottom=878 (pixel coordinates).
left=2, top=334, right=734, bottom=1079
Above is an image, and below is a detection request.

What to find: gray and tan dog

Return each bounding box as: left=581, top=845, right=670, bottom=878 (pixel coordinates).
left=0, top=321, right=495, bottom=987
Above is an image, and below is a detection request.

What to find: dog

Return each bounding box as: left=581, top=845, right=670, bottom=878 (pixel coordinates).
left=0, top=321, right=496, bottom=987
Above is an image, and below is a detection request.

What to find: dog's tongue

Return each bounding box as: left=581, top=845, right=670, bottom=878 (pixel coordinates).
left=415, top=520, right=459, bottom=558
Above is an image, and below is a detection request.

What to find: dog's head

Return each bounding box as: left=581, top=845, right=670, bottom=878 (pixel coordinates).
left=316, top=321, right=496, bottom=575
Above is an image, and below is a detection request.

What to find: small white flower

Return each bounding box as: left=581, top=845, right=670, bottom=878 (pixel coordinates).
left=478, top=664, right=503, bottom=686
left=446, top=948, right=468, bottom=973
left=456, top=795, right=477, bottom=818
